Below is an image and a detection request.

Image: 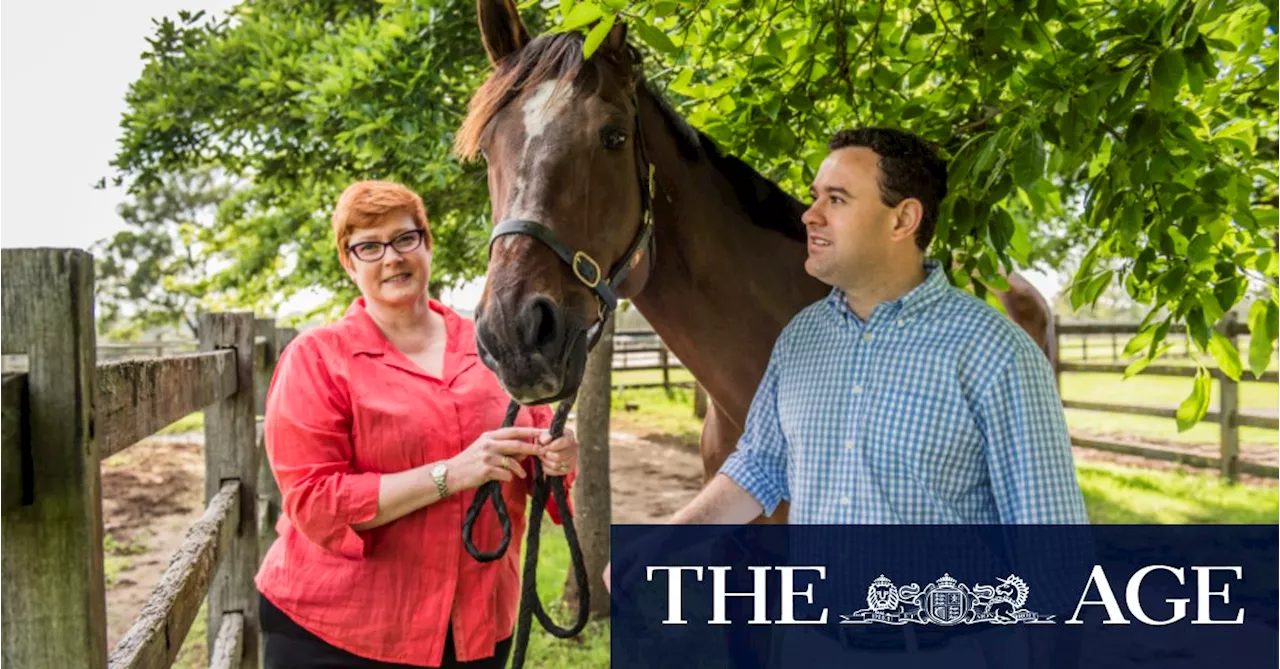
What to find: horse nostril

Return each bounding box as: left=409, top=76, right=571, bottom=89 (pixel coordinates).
left=521, top=296, right=563, bottom=353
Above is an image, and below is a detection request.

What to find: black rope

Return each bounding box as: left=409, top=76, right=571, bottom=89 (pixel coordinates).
left=461, top=396, right=590, bottom=669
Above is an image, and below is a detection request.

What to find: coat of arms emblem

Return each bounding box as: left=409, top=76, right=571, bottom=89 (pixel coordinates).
left=841, top=574, right=1053, bottom=626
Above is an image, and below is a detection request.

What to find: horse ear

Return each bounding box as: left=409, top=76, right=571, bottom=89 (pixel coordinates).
left=605, top=20, right=628, bottom=53
left=477, top=0, right=530, bottom=65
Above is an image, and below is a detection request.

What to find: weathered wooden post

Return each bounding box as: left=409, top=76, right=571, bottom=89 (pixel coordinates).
left=1217, top=312, right=1240, bottom=482
left=659, top=340, right=670, bottom=391
left=693, top=383, right=708, bottom=420
left=201, top=312, right=260, bottom=668
left=1, top=248, right=108, bottom=668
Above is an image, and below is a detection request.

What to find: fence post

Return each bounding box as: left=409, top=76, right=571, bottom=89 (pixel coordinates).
left=693, top=383, right=708, bottom=420
left=659, top=340, right=670, bottom=391
left=1217, top=312, right=1240, bottom=482
left=1052, top=314, right=1062, bottom=397
left=0, top=249, right=108, bottom=668
left=201, top=312, right=260, bottom=668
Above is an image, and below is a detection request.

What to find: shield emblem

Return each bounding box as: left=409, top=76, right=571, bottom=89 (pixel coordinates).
left=927, top=588, right=966, bottom=625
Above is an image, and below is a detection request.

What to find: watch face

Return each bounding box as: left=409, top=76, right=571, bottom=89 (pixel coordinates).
left=432, top=464, right=446, bottom=477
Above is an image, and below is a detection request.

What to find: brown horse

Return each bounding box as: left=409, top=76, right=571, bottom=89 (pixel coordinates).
left=457, top=0, right=1056, bottom=520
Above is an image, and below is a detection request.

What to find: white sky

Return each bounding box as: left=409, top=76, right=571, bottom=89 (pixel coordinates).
left=0, top=0, right=1059, bottom=315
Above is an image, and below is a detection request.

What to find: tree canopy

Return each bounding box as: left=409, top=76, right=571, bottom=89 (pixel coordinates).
left=111, top=0, right=1278, bottom=426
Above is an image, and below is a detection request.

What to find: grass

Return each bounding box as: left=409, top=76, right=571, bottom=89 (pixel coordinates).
left=158, top=411, right=205, bottom=435
left=1077, top=460, right=1279, bottom=524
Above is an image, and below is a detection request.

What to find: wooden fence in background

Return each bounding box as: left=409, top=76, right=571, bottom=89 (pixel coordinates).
left=2, top=248, right=293, bottom=669
left=1054, top=314, right=1278, bottom=481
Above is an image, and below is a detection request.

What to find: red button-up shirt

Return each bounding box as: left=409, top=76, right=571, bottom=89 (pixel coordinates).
left=255, top=297, right=574, bottom=666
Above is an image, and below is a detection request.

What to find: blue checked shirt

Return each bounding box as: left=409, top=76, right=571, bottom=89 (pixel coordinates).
left=719, top=260, right=1088, bottom=524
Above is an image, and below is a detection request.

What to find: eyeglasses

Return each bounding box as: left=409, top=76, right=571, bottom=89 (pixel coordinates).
left=346, top=229, right=426, bottom=262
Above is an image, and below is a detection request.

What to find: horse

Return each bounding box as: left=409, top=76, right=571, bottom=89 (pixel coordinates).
left=457, top=0, right=1057, bottom=522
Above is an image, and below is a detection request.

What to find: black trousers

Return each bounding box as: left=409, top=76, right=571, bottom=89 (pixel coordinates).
left=260, top=593, right=513, bottom=669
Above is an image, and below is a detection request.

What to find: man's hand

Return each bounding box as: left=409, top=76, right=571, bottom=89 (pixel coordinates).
left=603, top=561, right=612, bottom=593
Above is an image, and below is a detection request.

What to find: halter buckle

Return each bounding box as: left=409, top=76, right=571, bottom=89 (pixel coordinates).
left=572, top=251, right=602, bottom=288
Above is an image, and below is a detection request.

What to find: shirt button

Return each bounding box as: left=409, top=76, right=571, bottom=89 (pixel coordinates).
left=844, top=441, right=856, bottom=450
left=863, top=332, right=874, bottom=342
left=840, top=495, right=852, bottom=506
left=897, top=319, right=905, bottom=327
left=852, top=384, right=863, bottom=395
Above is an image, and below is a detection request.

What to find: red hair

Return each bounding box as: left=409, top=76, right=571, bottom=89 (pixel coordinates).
left=331, top=181, right=432, bottom=255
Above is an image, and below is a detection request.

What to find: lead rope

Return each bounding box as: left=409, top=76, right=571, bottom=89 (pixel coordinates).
left=461, top=394, right=591, bottom=669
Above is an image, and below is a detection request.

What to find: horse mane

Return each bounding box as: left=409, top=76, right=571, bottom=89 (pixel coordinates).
left=456, top=30, right=807, bottom=243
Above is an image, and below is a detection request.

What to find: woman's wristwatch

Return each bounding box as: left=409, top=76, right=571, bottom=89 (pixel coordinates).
left=430, top=462, right=450, bottom=499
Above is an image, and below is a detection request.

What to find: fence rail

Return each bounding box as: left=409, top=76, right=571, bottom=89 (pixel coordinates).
left=1, top=248, right=295, bottom=668
left=1055, top=313, right=1277, bottom=481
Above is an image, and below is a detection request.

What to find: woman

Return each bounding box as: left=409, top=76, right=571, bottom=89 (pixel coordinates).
left=256, top=180, right=578, bottom=668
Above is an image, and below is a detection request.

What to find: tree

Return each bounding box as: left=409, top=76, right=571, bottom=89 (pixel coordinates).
left=94, top=168, right=232, bottom=339
left=112, top=0, right=1278, bottom=425
left=565, top=316, right=614, bottom=616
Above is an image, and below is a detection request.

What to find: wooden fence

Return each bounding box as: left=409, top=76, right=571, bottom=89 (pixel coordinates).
left=1054, top=315, right=1278, bottom=481
left=1, top=248, right=294, bottom=669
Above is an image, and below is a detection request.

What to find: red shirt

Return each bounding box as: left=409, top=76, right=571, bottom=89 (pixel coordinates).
left=255, top=297, right=574, bottom=666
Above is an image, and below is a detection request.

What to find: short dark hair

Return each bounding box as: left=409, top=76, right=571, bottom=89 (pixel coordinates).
left=827, top=128, right=948, bottom=251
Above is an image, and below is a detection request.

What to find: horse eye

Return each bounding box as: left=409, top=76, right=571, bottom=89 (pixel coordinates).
left=601, top=126, right=628, bottom=150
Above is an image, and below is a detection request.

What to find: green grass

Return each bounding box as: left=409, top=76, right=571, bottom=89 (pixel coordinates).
left=523, top=522, right=611, bottom=668
left=611, top=386, right=703, bottom=447
left=159, top=411, right=205, bottom=435
left=1079, top=460, right=1279, bottom=524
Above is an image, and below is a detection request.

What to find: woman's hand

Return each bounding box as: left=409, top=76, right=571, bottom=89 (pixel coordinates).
left=536, top=428, right=579, bottom=477
left=446, top=427, right=545, bottom=492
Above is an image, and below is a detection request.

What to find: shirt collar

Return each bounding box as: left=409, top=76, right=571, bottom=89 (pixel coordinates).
left=344, top=296, right=475, bottom=359
left=824, top=259, right=949, bottom=324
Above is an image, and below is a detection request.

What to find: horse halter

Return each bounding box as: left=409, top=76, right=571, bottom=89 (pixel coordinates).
left=486, top=91, right=656, bottom=351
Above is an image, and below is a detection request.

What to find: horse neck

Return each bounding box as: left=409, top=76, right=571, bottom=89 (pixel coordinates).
left=628, top=90, right=827, bottom=428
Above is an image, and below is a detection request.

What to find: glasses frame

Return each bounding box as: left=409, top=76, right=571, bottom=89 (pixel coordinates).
left=346, top=229, right=427, bottom=262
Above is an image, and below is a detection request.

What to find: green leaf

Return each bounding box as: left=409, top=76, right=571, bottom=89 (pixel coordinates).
left=1125, top=343, right=1173, bottom=379
left=1174, top=368, right=1211, bottom=432
left=1186, top=307, right=1210, bottom=348
left=582, top=12, right=616, bottom=59
left=1123, top=326, right=1156, bottom=357
left=1149, top=50, right=1185, bottom=109
left=1207, top=329, right=1242, bottom=381
left=632, top=20, right=677, bottom=54
left=1013, top=130, right=1046, bottom=190
left=1248, top=300, right=1277, bottom=378
left=560, top=0, right=575, bottom=19
left=560, top=2, right=603, bottom=32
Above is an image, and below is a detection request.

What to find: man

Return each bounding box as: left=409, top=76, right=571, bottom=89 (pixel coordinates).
left=605, top=127, right=1086, bottom=584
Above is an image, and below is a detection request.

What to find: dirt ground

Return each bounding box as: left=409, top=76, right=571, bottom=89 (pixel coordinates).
left=100, top=421, right=1273, bottom=650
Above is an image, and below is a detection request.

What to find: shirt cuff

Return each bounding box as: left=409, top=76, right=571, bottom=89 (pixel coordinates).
left=718, top=449, right=786, bottom=517
left=335, top=472, right=381, bottom=559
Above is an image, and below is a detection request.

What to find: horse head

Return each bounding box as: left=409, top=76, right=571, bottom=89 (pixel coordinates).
left=457, top=0, right=655, bottom=404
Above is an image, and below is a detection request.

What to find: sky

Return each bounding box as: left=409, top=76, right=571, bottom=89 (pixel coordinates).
left=0, top=1, right=1060, bottom=315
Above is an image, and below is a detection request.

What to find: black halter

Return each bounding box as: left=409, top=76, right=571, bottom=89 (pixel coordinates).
left=487, top=92, right=656, bottom=348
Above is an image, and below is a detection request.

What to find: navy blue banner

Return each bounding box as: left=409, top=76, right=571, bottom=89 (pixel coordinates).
left=610, top=525, right=1278, bottom=668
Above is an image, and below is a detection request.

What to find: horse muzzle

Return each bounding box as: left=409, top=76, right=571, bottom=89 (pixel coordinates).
left=475, top=295, right=591, bottom=405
